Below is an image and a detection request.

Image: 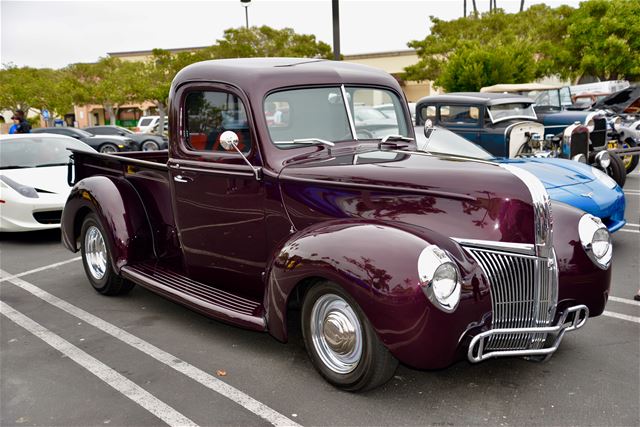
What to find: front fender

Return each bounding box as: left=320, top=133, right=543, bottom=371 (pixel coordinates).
left=61, top=176, right=153, bottom=272
left=264, top=219, right=491, bottom=369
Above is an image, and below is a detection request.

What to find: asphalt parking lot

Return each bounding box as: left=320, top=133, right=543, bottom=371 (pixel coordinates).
left=1, top=172, right=638, bottom=427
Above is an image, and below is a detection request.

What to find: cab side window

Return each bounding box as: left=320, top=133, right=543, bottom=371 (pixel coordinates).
left=439, top=105, right=480, bottom=125
left=184, top=90, right=252, bottom=153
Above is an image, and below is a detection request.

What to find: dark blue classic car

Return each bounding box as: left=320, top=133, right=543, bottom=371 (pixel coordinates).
left=416, top=93, right=626, bottom=187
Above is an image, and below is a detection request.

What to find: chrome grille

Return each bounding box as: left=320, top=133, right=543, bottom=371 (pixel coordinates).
left=466, top=246, right=557, bottom=351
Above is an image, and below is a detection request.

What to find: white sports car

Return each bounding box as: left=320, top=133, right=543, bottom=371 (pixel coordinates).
left=0, top=133, right=95, bottom=232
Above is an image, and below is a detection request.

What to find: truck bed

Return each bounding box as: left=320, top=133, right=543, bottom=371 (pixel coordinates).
left=71, top=149, right=178, bottom=259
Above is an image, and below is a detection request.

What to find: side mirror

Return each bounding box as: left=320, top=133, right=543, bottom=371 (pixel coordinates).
left=220, top=130, right=239, bottom=151
left=423, top=119, right=435, bottom=139
left=219, top=131, right=262, bottom=181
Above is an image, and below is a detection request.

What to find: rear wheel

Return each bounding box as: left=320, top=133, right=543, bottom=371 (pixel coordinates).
left=80, top=213, right=133, bottom=296
left=99, top=143, right=118, bottom=153
left=141, top=140, right=160, bottom=151
left=301, top=281, right=398, bottom=391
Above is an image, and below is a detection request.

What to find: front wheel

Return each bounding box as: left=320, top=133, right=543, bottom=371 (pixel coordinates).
left=301, top=282, right=398, bottom=391
left=606, top=152, right=627, bottom=188
left=80, top=213, right=133, bottom=296
left=619, top=138, right=639, bottom=174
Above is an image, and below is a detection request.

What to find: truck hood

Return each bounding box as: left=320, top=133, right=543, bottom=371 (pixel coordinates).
left=497, top=157, right=594, bottom=189
left=279, top=149, right=538, bottom=245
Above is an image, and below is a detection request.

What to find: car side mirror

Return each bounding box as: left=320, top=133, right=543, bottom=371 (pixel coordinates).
left=423, top=119, right=435, bottom=139
left=219, top=131, right=262, bottom=181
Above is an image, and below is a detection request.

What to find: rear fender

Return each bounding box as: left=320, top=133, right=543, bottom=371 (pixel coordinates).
left=61, top=176, right=153, bottom=272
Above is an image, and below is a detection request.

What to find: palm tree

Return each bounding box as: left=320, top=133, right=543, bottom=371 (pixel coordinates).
left=472, top=0, right=478, bottom=14
left=520, top=0, right=525, bottom=12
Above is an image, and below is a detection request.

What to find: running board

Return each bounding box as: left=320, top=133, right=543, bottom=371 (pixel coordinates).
left=120, top=263, right=266, bottom=331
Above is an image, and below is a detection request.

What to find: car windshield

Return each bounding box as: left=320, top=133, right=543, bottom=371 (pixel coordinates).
left=0, top=137, right=95, bottom=169
left=487, top=103, right=537, bottom=123
left=115, top=126, right=133, bottom=134
left=414, top=126, right=494, bottom=160
left=264, top=86, right=410, bottom=148
left=139, top=118, right=154, bottom=126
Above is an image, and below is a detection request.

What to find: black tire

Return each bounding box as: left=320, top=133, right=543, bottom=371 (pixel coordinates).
left=619, top=138, right=639, bottom=174
left=607, top=152, right=626, bottom=188
left=301, top=281, right=398, bottom=391
left=99, top=143, right=119, bottom=153
left=80, top=213, right=133, bottom=296
left=141, top=140, right=160, bottom=151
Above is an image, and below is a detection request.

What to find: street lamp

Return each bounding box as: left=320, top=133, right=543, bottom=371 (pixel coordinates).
left=240, top=0, right=251, bottom=29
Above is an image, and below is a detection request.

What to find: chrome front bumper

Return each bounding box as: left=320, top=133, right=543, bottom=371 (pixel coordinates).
left=467, top=305, right=589, bottom=363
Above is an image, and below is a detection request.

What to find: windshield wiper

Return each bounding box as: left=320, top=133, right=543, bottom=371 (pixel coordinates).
left=274, top=138, right=335, bottom=147
left=35, top=162, right=69, bottom=168
left=380, top=134, right=414, bottom=143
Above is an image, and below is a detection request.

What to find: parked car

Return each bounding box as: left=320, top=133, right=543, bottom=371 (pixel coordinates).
left=134, top=115, right=160, bottom=133
left=479, top=83, right=630, bottom=185
left=0, top=134, right=95, bottom=232
left=374, top=102, right=416, bottom=123
left=416, top=93, right=627, bottom=187
left=32, top=127, right=136, bottom=153
left=571, top=92, right=611, bottom=110
left=62, top=58, right=611, bottom=391
left=592, top=86, right=640, bottom=174
left=83, top=125, right=168, bottom=151
left=415, top=125, right=626, bottom=232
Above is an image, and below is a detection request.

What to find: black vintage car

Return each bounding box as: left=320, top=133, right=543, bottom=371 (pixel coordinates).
left=416, top=93, right=626, bottom=187
left=31, top=127, right=136, bottom=153
left=83, top=125, right=168, bottom=151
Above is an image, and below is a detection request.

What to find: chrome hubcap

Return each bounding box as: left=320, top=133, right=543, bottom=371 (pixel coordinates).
left=310, top=294, right=363, bottom=374
left=101, top=145, right=116, bottom=153
left=85, top=226, right=107, bottom=280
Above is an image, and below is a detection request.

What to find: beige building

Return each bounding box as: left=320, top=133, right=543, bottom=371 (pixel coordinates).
left=71, top=47, right=434, bottom=128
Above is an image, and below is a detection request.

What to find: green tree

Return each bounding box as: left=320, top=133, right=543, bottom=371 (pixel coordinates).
left=435, top=42, right=537, bottom=91
left=562, top=0, right=640, bottom=81
left=64, top=57, right=140, bottom=125
left=209, top=26, right=332, bottom=59
left=0, top=65, right=73, bottom=126
left=404, top=5, right=572, bottom=88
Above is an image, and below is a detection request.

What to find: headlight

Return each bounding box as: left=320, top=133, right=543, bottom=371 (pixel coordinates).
left=0, top=175, right=39, bottom=198
left=578, top=214, right=612, bottom=269
left=572, top=153, right=587, bottom=163
left=595, top=150, right=610, bottom=168
left=611, top=116, right=622, bottom=132
left=591, top=166, right=617, bottom=189
left=418, top=245, right=461, bottom=312
left=586, top=119, right=595, bottom=133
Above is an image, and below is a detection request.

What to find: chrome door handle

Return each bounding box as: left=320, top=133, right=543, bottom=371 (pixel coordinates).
left=173, top=175, right=192, bottom=183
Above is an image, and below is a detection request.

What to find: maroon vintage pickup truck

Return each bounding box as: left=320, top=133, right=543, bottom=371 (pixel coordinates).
left=62, top=58, right=612, bottom=391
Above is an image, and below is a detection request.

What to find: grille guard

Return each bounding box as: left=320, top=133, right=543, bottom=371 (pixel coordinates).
left=467, top=304, right=589, bottom=363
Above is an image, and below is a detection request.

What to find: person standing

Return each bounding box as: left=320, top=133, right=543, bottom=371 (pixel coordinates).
left=10, top=110, right=31, bottom=133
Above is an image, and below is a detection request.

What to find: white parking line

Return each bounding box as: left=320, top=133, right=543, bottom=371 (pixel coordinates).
left=0, top=300, right=197, bottom=427
left=603, top=310, right=640, bottom=324
left=624, top=223, right=640, bottom=228
left=609, top=296, right=640, bottom=307
left=0, top=269, right=300, bottom=427
left=0, top=257, right=81, bottom=283
left=619, top=229, right=640, bottom=234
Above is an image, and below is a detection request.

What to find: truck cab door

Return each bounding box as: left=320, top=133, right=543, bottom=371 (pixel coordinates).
left=168, top=84, right=267, bottom=301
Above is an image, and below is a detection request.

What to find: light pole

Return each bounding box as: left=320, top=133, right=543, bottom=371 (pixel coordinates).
left=332, top=0, right=340, bottom=60
left=240, top=0, right=251, bottom=29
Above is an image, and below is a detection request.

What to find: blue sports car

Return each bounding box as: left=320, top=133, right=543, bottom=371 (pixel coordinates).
left=415, top=126, right=626, bottom=232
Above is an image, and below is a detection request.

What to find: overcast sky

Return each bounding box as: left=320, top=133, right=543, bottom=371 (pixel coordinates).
left=1, top=0, right=583, bottom=69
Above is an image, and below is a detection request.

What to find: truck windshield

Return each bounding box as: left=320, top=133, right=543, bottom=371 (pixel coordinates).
left=264, top=86, right=410, bottom=148
left=487, top=103, right=537, bottom=123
